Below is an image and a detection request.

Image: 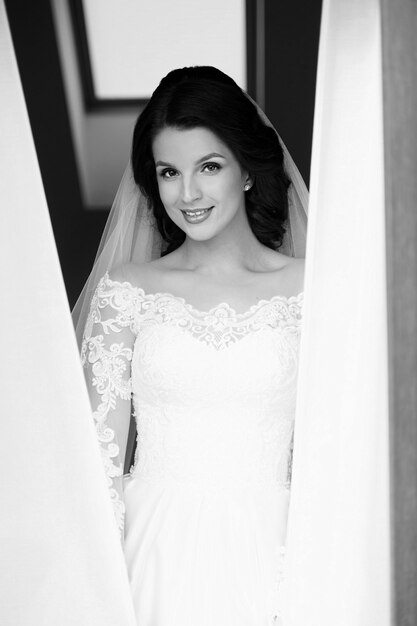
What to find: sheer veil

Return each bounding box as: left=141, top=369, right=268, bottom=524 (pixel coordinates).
left=72, top=92, right=308, bottom=348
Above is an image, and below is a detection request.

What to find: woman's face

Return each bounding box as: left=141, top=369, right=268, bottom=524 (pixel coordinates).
left=152, top=126, right=250, bottom=242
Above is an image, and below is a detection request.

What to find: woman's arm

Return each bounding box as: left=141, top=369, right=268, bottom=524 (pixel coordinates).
left=81, top=273, right=137, bottom=542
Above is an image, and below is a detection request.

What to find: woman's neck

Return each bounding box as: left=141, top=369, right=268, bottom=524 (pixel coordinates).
left=177, top=212, right=266, bottom=277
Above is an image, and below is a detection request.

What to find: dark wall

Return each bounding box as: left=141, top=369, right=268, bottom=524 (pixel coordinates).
left=5, top=0, right=321, bottom=309
left=5, top=0, right=108, bottom=308
left=265, top=1, right=322, bottom=186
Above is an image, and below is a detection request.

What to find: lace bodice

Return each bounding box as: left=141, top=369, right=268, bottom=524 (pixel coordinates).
left=81, top=272, right=303, bottom=540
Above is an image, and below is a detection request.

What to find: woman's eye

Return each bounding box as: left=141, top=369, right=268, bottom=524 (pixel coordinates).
left=160, top=168, right=178, bottom=179
left=202, top=162, right=221, bottom=173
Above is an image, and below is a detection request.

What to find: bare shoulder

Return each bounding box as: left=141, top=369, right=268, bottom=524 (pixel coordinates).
left=107, top=262, right=142, bottom=284
left=108, top=258, right=172, bottom=292
left=281, top=255, right=305, bottom=290
left=261, top=250, right=305, bottom=296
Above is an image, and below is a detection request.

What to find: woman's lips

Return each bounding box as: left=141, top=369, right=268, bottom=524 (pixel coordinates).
left=181, top=207, right=214, bottom=224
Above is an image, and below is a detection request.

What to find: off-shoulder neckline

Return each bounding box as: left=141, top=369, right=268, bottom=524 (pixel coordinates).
left=101, top=271, right=304, bottom=319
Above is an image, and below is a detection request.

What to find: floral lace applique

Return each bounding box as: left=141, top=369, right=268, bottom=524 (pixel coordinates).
left=81, top=273, right=303, bottom=540
left=81, top=275, right=138, bottom=539
left=105, top=272, right=303, bottom=352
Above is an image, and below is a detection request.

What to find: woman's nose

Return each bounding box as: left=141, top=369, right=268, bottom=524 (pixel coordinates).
left=180, top=176, right=202, bottom=204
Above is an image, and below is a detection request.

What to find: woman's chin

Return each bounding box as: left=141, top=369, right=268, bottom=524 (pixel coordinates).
left=183, top=226, right=218, bottom=242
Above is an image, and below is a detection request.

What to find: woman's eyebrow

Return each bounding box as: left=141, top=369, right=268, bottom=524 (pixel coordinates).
left=155, top=152, right=226, bottom=168
left=195, top=152, right=226, bottom=164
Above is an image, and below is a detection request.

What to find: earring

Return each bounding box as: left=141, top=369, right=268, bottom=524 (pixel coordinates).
left=244, top=183, right=251, bottom=191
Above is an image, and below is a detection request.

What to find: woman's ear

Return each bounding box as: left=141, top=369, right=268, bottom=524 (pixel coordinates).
left=243, top=174, right=254, bottom=191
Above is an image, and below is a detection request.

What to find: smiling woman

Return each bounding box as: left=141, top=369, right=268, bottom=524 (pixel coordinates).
left=153, top=128, right=248, bottom=235
left=131, top=67, right=292, bottom=261
left=72, top=65, right=308, bottom=626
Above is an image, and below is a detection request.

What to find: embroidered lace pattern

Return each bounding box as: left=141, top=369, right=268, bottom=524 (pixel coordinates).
left=81, top=277, right=140, bottom=537
left=82, top=272, right=303, bottom=553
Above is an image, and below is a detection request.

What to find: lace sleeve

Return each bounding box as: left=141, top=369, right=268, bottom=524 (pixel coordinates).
left=81, top=273, right=137, bottom=543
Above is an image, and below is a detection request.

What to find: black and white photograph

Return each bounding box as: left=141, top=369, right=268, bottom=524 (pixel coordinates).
left=1, top=1, right=416, bottom=625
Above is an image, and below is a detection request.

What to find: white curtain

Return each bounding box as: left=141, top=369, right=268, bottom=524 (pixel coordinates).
left=283, top=0, right=391, bottom=624
left=0, top=3, right=136, bottom=624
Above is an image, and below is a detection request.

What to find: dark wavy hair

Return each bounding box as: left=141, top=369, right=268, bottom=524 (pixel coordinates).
left=131, top=66, right=291, bottom=255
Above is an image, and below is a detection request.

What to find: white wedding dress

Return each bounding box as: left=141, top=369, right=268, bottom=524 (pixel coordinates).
left=82, top=272, right=303, bottom=626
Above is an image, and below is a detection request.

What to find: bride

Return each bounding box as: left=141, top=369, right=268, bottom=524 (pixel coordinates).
left=73, top=65, right=307, bottom=625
